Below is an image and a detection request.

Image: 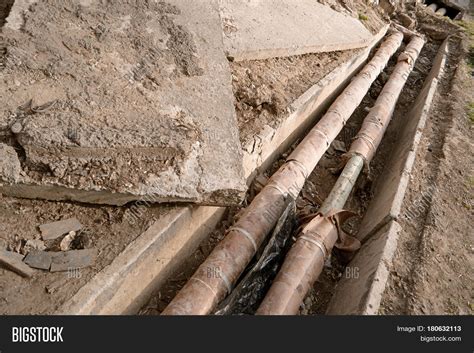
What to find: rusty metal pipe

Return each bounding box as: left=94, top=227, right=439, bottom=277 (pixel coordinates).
left=256, top=35, right=425, bottom=315
left=162, top=32, right=404, bottom=315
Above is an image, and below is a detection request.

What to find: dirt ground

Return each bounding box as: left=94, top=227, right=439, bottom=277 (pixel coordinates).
left=231, top=49, right=361, bottom=143
left=0, top=193, right=169, bottom=314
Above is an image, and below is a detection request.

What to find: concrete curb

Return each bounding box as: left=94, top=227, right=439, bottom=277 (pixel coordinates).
left=58, top=27, right=389, bottom=315
left=326, top=38, right=450, bottom=315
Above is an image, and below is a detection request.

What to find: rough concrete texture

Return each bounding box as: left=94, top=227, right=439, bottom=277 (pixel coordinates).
left=0, top=0, right=246, bottom=205
left=219, top=0, right=373, bottom=61
left=326, top=221, right=401, bottom=315
left=356, top=38, right=448, bottom=242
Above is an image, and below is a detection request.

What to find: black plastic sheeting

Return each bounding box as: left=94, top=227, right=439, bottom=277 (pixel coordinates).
left=215, top=200, right=298, bottom=315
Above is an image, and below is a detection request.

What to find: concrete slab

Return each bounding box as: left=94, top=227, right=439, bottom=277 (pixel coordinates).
left=39, top=218, right=82, bottom=241
left=219, top=0, right=373, bottom=61
left=50, top=249, right=97, bottom=272
left=326, top=221, right=401, bottom=315
left=356, top=38, right=449, bottom=242
left=0, top=0, right=246, bottom=206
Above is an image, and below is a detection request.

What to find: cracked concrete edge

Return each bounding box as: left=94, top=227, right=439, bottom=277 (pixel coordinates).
left=326, top=38, right=450, bottom=315
left=219, top=0, right=374, bottom=61
left=55, top=26, right=392, bottom=315
left=326, top=220, right=401, bottom=315
left=242, top=25, right=389, bottom=182
left=356, top=37, right=449, bottom=243
left=58, top=206, right=226, bottom=315
left=5, top=0, right=39, bottom=30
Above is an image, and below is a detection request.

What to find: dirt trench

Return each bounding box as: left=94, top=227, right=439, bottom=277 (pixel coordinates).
left=139, top=34, right=449, bottom=315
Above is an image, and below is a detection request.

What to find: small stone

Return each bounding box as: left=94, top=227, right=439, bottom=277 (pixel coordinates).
left=11, top=122, right=23, bottom=134
left=60, top=231, right=76, bottom=251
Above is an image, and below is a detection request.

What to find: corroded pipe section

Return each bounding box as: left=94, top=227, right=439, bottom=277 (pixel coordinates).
left=162, top=32, right=404, bottom=315
left=347, top=35, right=426, bottom=163
left=257, top=35, right=425, bottom=315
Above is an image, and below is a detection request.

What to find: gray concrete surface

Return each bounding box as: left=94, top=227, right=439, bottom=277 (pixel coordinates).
left=219, top=0, right=373, bottom=61
left=0, top=0, right=246, bottom=206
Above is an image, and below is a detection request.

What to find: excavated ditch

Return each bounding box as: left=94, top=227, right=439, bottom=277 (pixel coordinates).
left=140, top=36, right=446, bottom=316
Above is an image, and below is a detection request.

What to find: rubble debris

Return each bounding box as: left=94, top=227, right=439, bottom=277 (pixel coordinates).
left=0, top=249, right=35, bottom=277
left=331, top=140, right=347, bottom=153
left=50, top=249, right=97, bottom=273
left=39, top=218, right=82, bottom=241
left=24, top=248, right=97, bottom=272
left=24, top=239, right=46, bottom=252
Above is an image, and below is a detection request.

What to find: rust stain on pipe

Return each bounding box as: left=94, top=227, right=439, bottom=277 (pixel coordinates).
left=256, top=35, right=425, bottom=315
left=256, top=210, right=356, bottom=315
left=162, top=32, right=404, bottom=315
left=348, top=35, right=426, bottom=164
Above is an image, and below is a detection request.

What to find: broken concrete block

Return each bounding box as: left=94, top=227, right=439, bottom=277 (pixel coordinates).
left=39, top=218, right=82, bottom=241
left=0, top=0, right=246, bottom=206
left=0, top=249, right=35, bottom=277
left=24, top=248, right=97, bottom=272
left=23, top=250, right=53, bottom=270
left=50, top=249, right=97, bottom=272
left=219, top=0, right=373, bottom=61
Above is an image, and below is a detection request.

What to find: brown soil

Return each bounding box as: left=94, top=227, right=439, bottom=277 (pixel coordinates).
left=231, top=49, right=360, bottom=144
left=0, top=193, right=168, bottom=314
